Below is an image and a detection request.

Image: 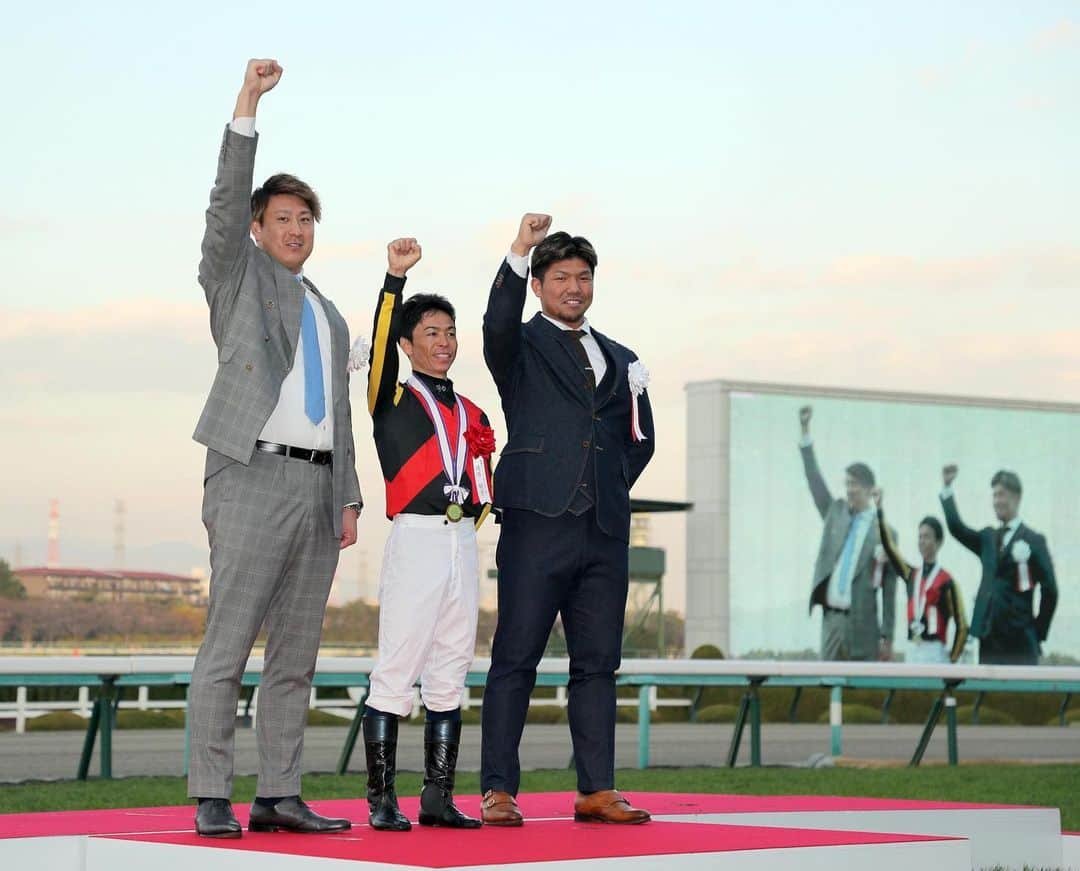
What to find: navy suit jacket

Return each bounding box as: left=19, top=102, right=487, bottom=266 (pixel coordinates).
left=483, top=258, right=655, bottom=542
left=941, top=494, right=1057, bottom=643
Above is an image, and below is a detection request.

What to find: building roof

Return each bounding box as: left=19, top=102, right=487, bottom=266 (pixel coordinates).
left=14, top=566, right=199, bottom=583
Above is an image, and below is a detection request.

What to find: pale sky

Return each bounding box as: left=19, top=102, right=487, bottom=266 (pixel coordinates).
left=2, top=2, right=1078, bottom=615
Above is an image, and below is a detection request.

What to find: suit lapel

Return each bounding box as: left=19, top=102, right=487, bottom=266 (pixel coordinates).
left=853, top=518, right=878, bottom=577
left=275, top=262, right=303, bottom=365
left=528, top=313, right=594, bottom=410
left=591, top=328, right=620, bottom=409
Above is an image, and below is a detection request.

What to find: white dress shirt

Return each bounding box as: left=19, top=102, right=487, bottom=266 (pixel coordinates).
left=231, top=117, right=334, bottom=451
left=505, top=251, right=607, bottom=383
left=1001, top=515, right=1022, bottom=551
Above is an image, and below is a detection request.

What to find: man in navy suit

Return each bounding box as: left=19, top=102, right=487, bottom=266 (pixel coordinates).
left=479, top=214, right=655, bottom=826
left=940, top=465, right=1057, bottom=665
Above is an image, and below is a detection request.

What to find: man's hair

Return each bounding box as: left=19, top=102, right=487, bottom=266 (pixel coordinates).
left=251, top=173, right=322, bottom=224
left=531, top=232, right=598, bottom=281
left=845, top=462, right=875, bottom=489
left=991, top=469, right=1022, bottom=496
left=398, top=293, right=456, bottom=343
left=919, top=516, right=945, bottom=544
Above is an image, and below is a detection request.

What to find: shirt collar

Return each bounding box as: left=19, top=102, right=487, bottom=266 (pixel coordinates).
left=541, top=312, right=591, bottom=334
left=1005, top=517, right=1022, bottom=533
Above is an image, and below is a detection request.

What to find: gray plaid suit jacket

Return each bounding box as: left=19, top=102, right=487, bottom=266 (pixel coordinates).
left=193, top=127, right=361, bottom=535
left=801, top=442, right=897, bottom=659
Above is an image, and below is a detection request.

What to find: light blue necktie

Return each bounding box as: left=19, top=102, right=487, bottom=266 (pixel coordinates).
left=300, top=289, right=326, bottom=425
left=836, top=514, right=863, bottom=598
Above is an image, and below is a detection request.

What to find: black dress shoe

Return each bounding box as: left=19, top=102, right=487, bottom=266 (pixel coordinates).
left=195, top=798, right=242, bottom=838
left=248, top=797, right=351, bottom=833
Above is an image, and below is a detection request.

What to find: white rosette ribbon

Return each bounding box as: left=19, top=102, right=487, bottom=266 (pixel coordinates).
left=628, top=360, right=650, bottom=442
left=348, top=335, right=372, bottom=373
left=872, top=543, right=886, bottom=590
left=1012, top=538, right=1032, bottom=592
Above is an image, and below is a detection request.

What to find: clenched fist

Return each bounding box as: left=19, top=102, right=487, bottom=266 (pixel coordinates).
left=243, top=58, right=283, bottom=94
left=387, top=238, right=422, bottom=278
left=942, top=464, right=958, bottom=487
left=511, top=213, right=552, bottom=257
left=799, top=405, right=812, bottom=434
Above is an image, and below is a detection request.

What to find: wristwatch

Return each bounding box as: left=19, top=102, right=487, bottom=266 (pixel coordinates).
left=344, top=502, right=362, bottom=515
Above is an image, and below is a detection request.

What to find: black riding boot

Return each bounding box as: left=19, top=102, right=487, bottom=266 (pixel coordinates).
left=418, top=719, right=481, bottom=828
left=363, top=709, right=411, bottom=831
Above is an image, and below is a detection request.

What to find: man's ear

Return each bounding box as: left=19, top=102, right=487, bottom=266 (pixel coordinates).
left=530, top=276, right=543, bottom=298
left=398, top=336, right=413, bottom=360
left=250, top=218, right=263, bottom=246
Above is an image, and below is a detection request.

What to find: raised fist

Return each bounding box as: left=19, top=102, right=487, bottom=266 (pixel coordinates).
left=243, top=58, right=283, bottom=95
left=943, top=464, right=958, bottom=487
left=511, top=213, right=552, bottom=256
left=387, top=238, right=422, bottom=277
left=799, top=405, right=812, bottom=432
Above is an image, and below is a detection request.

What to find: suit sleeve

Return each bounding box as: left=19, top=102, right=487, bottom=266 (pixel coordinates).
left=940, top=493, right=983, bottom=556
left=1032, top=534, right=1058, bottom=642
left=343, top=373, right=363, bottom=509
left=367, top=274, right=406, bottom=416
left=198, top=126, right=257, bottom=343
left=947, top=581, right=968, bottom=662
left=627, top=365, right=655, bottom=488
left=800, top=442, right=833, bottom=520
left=482, top=259, right=527, bottom=399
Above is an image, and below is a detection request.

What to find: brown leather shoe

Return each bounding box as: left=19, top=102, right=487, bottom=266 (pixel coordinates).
left=573, top=790, right=651, bottom=824
left=481, top=790, right=523, bottom=827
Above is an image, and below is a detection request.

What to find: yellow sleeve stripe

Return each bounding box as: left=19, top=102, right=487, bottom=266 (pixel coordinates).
left=474, top=504, right=492, bottom=530
left=368, top=292, right=396, bottom=415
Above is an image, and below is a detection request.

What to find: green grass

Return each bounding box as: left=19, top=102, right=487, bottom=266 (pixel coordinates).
left=2, top=765, right=1078, bottom=830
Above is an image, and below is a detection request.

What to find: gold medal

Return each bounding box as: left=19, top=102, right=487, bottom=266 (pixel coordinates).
left=446, top=503, right=464, bottom=523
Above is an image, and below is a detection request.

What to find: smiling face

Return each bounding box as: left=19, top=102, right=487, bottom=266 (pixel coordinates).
left=250, top=193, right=314, bottom=273
left=400, top=310, right=457, bottom=378
left=917, top=523, right=940, bottom=564
left=531, top=256, right=594, bottom=327
left=992, top=483, right=1020, bottom=524
left=845, top=474, right=872, bottom=513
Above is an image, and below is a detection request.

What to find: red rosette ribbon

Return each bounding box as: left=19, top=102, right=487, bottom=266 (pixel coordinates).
left=464, top=422, right=496, bottom=458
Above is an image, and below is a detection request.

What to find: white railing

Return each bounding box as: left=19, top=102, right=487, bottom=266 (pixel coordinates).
left=0, top=682, right=689, bottom=734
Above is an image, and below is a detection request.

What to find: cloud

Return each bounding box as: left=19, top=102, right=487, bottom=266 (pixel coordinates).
left=0, top=298, right=205, bottom=341
left=1032, top=19, right=1080, bottom=52
left=0, top=299, right=211, bottom=394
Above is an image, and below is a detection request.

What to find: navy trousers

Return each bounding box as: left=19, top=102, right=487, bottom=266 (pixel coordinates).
left=481, top=507, right=629, bottom=795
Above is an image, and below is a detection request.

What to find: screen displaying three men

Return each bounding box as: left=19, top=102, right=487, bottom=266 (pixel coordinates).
left=719, top=388, right=1074, bottom=663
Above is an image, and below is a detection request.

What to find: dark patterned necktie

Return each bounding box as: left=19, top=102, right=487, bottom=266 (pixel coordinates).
left=566, top=330, right=596, bottom=391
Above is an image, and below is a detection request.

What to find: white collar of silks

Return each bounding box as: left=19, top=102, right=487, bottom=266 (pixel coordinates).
left=347, top=333, right=649, bottom=442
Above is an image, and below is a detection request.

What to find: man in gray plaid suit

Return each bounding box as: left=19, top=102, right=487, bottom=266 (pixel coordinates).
left=187, top=59, right=362, bottom=838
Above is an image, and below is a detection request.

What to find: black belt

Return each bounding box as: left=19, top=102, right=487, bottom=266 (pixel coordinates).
left=823, top=605, right=851, bottom=616
left=255, top=440, right=332, bottom=465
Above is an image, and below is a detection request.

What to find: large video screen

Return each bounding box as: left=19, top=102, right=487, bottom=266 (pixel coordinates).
left=712, top=387, right=1076, bottom=662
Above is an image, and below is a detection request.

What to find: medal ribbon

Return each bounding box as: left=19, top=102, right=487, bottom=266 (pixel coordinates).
left=407, top=376, right=470, bottom=505
left=913, top=564, right=941, bottom=636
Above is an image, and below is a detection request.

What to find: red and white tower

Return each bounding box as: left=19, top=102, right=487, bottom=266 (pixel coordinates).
left=47, top=499, right=60, bottom=567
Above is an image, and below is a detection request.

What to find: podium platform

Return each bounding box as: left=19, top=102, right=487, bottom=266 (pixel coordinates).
left=0, top=791, right=1068, bottom=870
